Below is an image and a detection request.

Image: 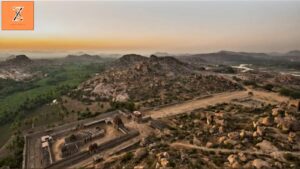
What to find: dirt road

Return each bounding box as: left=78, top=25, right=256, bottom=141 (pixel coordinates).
left=146, top=89, right=290, bottom=119
left=171, top=142, right=300, bottom=157
left=146, top=90, right=248, bottom=118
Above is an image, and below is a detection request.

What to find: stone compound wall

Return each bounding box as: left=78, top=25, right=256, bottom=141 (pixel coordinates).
left=23, top=110, right=119, bottom=169
left=22, top=135, right=28, bottom=169
left=45, top=130, right=140, bottom=169
left=95, top=130, right=139, bottom=152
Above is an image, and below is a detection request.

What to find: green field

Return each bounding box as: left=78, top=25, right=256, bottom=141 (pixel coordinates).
left=0, top=62, right=106, bottom=147
left=0, top=124, right=12, bottom=149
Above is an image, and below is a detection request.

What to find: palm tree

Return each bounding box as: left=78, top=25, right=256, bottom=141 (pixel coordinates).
left=11, top=120, right=21, bottom=131
left=24, top=118, right=32, bottom=127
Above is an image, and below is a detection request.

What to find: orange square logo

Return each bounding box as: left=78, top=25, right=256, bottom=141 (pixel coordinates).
left=2, top=1, right=34, bottom=30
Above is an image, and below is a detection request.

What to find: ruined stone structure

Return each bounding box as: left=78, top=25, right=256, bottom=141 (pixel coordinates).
left=46, top=130, right=140, bottom=169
left=62, top=129, right=105, bottom=158
left=113, top=115, right=125, bottom=129
left=150, top=120, right=169, bottom=130
left=61, top=143, right=79, bottom=158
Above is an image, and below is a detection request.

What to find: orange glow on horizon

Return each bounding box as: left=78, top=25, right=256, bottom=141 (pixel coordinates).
left=0, top=37, right=177, bottom=51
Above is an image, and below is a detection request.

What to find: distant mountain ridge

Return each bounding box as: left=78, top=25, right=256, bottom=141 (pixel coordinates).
left=287, top=50, right=300, bottom=56
left=284, top=50, right=300, bottom=62
left=176, top=50, right=300, bottom=65
left=66, top=54, right=101, bottom=59
left=64, top=54, right=103, bottom=63
left=152, top=52, right=170, bottom=57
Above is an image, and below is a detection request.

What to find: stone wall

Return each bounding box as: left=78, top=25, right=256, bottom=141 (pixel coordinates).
left=45, top=151, right=89, bottom=169
left=22, top=135, right=28, bottom=169
left=95, top=130, right=139, bottom=152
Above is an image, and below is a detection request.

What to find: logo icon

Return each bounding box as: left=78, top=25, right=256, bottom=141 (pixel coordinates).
left=2, top=1, right=34, bottom=30
left=13, top=6, right=24, bottom=22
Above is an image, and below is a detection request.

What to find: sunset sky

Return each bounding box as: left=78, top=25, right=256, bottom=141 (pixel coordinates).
left=0, top=1, right=300, bottom=54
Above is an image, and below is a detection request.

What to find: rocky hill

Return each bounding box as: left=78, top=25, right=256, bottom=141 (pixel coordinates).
left=0, top=55, right=37, bottom=80
left=111, top=54, right=196, bottom=74
left=0, top=55, right=33, bottom=67
left=285, top=50, right=300, bottom=62
left=74, top=54, right=242, bottom=108
left=111, top=54, right=148, bottom=68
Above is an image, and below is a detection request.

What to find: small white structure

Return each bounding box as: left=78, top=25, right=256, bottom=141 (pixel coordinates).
left=41, top=135, right=52, bottom=143
left=133, top=111, right=142, bottom=117
left=52, top=99, right=58, bottom=104
left=41, top=142, right=49, bottom=149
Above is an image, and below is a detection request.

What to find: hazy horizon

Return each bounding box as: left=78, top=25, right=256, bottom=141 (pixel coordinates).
left=1, top=49, right=300, bottom=60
